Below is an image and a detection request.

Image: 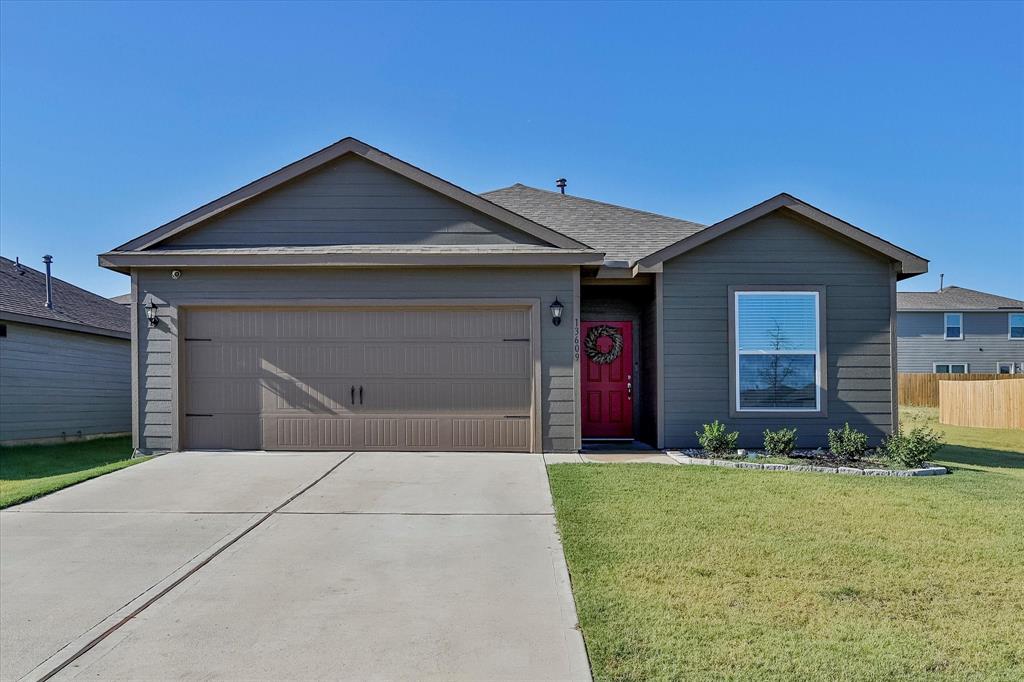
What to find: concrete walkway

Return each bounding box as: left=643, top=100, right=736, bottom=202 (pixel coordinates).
left=0, top=452, right=590, bottom=682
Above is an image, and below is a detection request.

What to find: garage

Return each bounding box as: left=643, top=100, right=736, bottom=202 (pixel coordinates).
left=181, top=306, right=536, bottom=452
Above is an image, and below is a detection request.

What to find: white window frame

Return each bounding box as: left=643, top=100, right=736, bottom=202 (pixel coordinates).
left=734, top=290, right=822, bottom=413
left=933, top=362, right=968, bottom=374
left=1008, top=313, right=1024, bottom=340
left=943, top=312, right=963, bottom=340
left=996, top=361, right=1019, bottom=374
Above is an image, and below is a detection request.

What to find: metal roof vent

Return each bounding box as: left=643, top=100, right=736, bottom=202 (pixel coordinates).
left=42, top=255, right=54, bottom=309
left=555, top=178, right=567, bottom=194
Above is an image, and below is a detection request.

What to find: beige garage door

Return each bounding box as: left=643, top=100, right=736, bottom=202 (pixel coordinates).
left=182, top=307, right=534, bottom=451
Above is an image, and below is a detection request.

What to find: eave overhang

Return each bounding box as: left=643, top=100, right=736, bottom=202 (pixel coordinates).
left=98, top=249, right=606, bottom=274
left=0, top=311, right=130, bottom=340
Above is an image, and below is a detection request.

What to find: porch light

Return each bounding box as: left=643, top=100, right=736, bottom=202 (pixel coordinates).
left=147, top=301, right=159, bottom=328
left=550, top=298, right=564, bottom=326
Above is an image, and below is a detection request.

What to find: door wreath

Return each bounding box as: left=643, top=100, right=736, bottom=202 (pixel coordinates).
left=584, top=325, right=624, bottom=364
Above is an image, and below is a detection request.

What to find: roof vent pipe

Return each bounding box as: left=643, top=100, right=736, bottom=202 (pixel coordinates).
left=939, top=273, right=944, bottom=291
left=14, top=257, right=25, bottom=274
left=556, top=178, right=567, bottom=194
left=42, top=255, right=54, bottom=309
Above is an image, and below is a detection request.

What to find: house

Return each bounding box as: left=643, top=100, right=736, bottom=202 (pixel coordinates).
left=0, top=256, right=131, bottom=444
left=99, top=137, right=928, bottom=453
left=897, top=286, right=1024, bottom=374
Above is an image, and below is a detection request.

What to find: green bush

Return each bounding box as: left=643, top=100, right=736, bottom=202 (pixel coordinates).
left=881, top=426, right=944, bottom=468
left=827, top=423, right=869, bottom=460
left=696, top=420, right=739, bottom=456
left=763, top=427, right=798, bottom=457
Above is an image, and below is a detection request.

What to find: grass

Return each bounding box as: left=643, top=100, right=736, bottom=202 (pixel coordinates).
left=0, top=436, right=148, bottom=508
left=548, top=409, right=1024, bottom=681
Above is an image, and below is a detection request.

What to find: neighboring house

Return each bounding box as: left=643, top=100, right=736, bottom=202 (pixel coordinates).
left=110, top=293, right=133, bottom=305
left=897, top=286, right=1024, bottom=374
left=0, top=256, right=131, bottom=444
left=99, top=137, right=927, bottom=453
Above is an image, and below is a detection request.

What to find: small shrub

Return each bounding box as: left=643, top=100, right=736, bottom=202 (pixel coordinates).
left=763, top=427, right=798, bottom=457
left=696, top=420, right=739, bottom=456
left=882, top=426, right=944, bottom=468
left=827, top=423, right=869, bottom=460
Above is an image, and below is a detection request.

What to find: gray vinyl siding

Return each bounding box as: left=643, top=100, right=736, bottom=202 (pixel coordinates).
left=157, top=155, right=548, bottom=249
left=897, top=311, right=1024, bottom=372
left=661, top=211, right=895, bottom=448
left=0, top=322, right=131, bottom=443
left=135, top=267, right=576, bottom=453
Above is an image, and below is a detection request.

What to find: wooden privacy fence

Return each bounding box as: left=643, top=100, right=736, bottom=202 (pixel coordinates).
left=898, top=373, right=1022, bottom=407
left=939, top=379, right=1024, bottom=430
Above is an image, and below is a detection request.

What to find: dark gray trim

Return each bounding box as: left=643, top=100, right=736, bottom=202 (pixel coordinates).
left=130, top=272, right=140, bottom=451
left=639, top=193, right=928, bottom=279
left=0, top=311, right=130, bottom=340
left=112, top=138, right=588, bottom=253
left=655, top=272, right=665, bottom=448
left=889, top=264, right=899, bottom=433
left=727, top=285, right=829, bottom=419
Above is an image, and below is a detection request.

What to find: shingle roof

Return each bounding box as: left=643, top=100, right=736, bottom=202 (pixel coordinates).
left=0, top=257, right=129, bottom=336
left=897, top=286, right=1024, bottom=311
left=110, top=293, right=132, bottom=305
left=482, top=184, right=705, bottom=264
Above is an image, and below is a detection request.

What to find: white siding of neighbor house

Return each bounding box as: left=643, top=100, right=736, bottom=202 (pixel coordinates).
left=0, top=322, right=131, bottom=442
left=660, top=211, right=896, bottom=448
left=896, top=311, right=1024, bottom=373
left=134, top=267, right=577, bottom=453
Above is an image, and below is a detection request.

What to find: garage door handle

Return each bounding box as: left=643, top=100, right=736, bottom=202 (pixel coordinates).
left=350, top=386, right=355, bottom=405
left=359, top=386, right=363, bottom=404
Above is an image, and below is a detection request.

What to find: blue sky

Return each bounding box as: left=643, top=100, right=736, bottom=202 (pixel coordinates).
left=1, top=1, right=1021, bottom=298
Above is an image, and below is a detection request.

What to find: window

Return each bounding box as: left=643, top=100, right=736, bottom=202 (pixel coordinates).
left=734, top=291, right=821, bottom=412
left=1009, top=313, right=1024, bottom=340
left=997, top=362, right=1022, bottom=374
left=934, top=363, right=967, bottom=374
left=944, top=312, right=962, bottom=340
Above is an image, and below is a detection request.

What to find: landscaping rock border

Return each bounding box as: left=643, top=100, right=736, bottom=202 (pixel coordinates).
left=665, top=452, right=948, bottom=477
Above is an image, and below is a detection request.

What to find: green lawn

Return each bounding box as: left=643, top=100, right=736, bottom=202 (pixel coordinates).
left=549, top=409, right=1024, bottom=681
left=0, top=436, right=148, bottom=508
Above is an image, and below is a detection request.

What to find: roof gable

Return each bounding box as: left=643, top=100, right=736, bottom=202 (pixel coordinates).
left=114, top=138, right=587, bottom=252
left=638, top=193, right=928, bottom=279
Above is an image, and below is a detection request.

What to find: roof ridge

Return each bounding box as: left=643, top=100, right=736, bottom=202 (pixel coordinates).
left=482, top=184, right=705, bottom=227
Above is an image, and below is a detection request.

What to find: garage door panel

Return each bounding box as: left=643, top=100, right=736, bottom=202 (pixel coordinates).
left=187, top=415, right=259, bottom=450
left=183, top=307, right=534, bottom=452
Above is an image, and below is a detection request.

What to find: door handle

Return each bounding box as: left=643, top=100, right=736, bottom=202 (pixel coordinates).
left=359, top=386, right=364, bottom=405
left=627, top=375, right=633, bottom=400
left=351, top=386, right=355, bottom=406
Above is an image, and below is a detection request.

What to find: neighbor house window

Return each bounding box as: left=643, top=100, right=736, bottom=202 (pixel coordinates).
left=944, top=312, right=963, bottom=340
left=735, top=291, right=821, bottom=412
left=997, top=362, right=1022, bottom=374
left=1009, top=313, right=1024, bottom=340
left=934, top=363, right=967, bottom=374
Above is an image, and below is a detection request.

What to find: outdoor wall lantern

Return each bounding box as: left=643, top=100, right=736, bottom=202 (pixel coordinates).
left=550, top=298, right=564, bottom=326
left=147, top=301, right=160, bottom=327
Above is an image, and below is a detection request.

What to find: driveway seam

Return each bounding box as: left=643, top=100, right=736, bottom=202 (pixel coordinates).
left=35, top=451, right=355, bottom=682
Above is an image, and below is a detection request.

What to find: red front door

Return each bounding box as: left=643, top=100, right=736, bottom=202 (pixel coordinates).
left=581, top=320, right=633, bottom=438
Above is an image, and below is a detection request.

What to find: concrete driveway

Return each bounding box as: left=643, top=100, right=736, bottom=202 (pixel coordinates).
left=0, top=452, right=590, bottom=681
